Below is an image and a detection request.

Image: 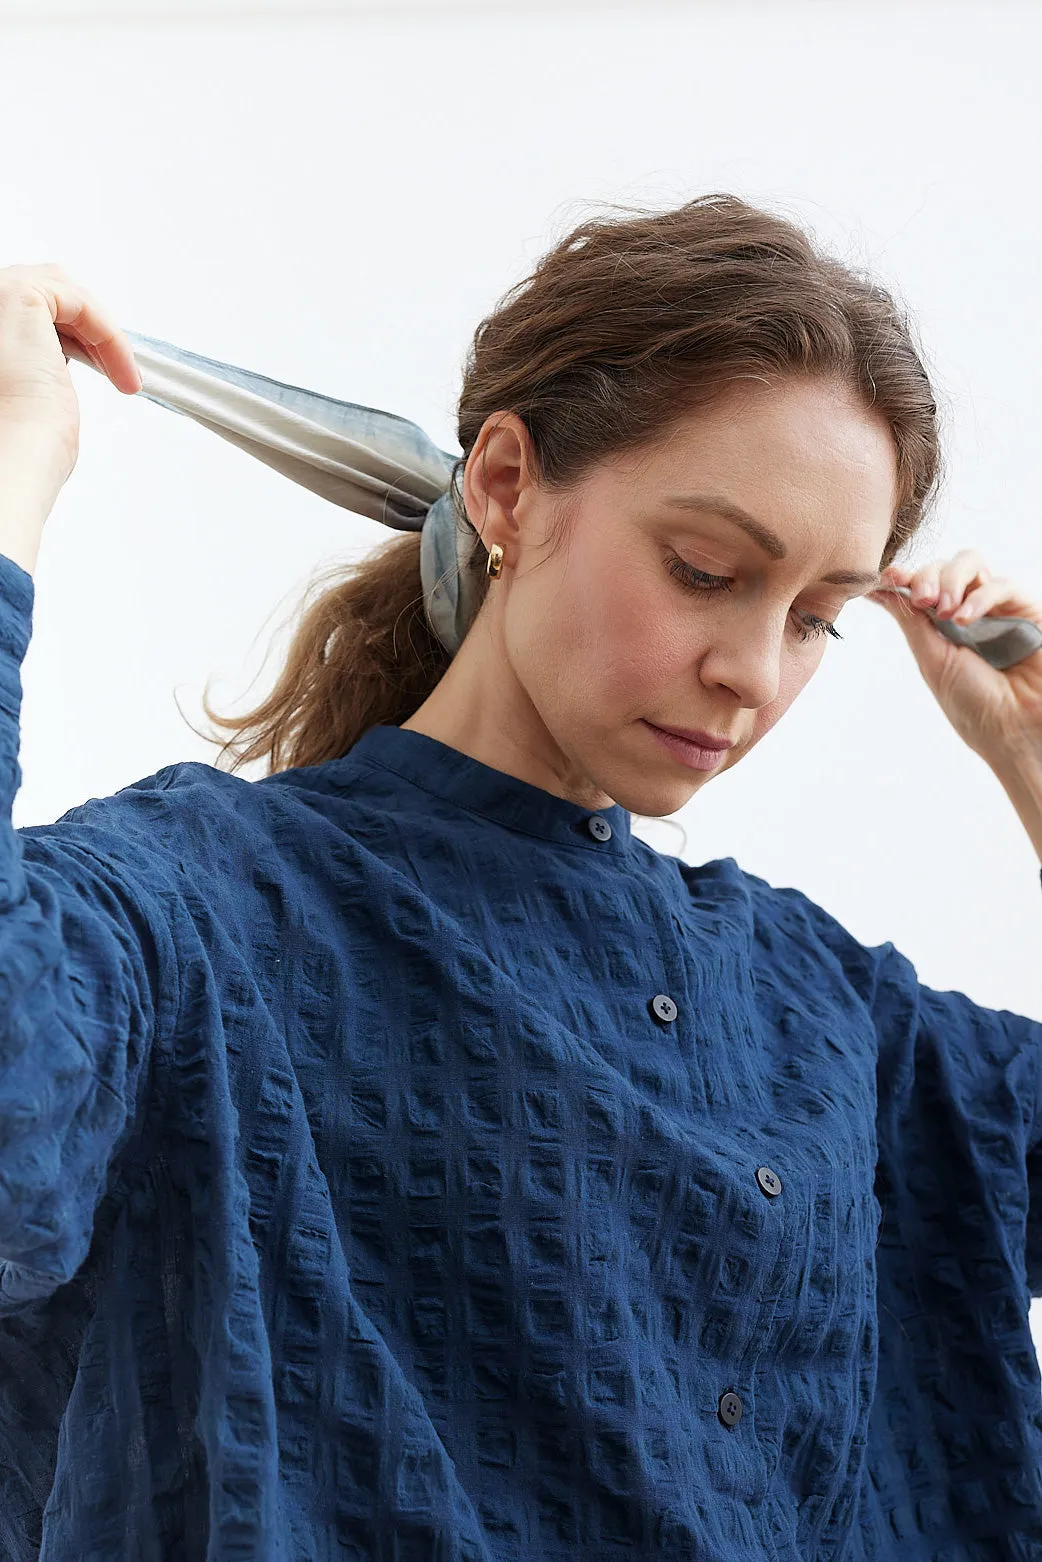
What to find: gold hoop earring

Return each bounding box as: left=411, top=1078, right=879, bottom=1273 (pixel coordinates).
left=486, top=543, right=504, bottom=579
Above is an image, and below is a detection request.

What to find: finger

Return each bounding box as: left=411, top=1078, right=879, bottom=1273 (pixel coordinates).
left=935, top=550, right=993, bottom=616
left=30, top=271, right=141, bottom=395
left=947, top=576, right=1039, bottom=625
left=878, top=563, right=912, bottom=590
left=54, top=288, right=141, bottom=395
left=867, top=583, right=933, bottom=621
left=904, top=560, right=947, bottom=609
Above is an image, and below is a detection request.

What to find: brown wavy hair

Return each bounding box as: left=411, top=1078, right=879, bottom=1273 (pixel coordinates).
left=194, top=192, right=945, bottom=778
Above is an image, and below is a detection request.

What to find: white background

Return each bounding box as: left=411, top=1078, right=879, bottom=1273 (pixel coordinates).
left=2, top=0, right=1041, bottom=1349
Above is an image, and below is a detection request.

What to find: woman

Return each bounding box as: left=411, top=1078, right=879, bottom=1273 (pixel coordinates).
left=1, top=195, right=1041, bottom=1561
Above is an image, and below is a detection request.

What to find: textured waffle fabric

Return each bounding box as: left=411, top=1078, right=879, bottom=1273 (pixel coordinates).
left=2, top=546, right=1042, bottom=1561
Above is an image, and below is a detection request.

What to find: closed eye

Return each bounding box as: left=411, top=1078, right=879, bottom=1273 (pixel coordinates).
left=666, top=557, right=844, bottom=643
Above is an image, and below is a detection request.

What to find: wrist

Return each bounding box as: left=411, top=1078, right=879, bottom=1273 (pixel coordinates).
left=0, top=422, right=73, bottom=495
left=987, top=732, right=1042, bottom=791
left=0, top=446, right=67, bottom=581
left=989, top=741, right=1042, bottom=867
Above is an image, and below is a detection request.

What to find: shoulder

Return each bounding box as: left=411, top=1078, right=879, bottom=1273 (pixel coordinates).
left=16, top=758, right=300, bottom=912
left=679, top=854, right=909, bottom=1012
left=27, top=757, right=256, bottom=846
left=743, top=867, right=1040, bottom=1056
left=37, top=755, right=327, bottom=835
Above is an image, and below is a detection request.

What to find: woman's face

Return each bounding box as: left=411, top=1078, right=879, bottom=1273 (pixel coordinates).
left=415, top=374, right=899, bottom=818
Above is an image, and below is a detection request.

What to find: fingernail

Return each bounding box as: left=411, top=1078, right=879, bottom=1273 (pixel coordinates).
left=937, top=591, right=952, bottom=614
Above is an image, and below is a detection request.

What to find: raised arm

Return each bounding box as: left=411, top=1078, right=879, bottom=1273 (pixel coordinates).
left=0, top=264, right=167, bottom=1308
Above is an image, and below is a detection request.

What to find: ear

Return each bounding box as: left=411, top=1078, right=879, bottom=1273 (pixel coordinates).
left=461, top=413, right=536, bottom=552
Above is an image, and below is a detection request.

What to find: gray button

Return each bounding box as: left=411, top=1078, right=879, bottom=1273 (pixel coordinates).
left=718, top=1391, right=743, bottom=1428
left=650, top=993, right=678, bottom=1024
left=755, top=1165, right=782, bottom=1198
left=587, top=815, right=612, bottom=841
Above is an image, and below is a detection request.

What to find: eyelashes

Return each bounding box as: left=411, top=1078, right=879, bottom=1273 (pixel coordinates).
left=666, top=557, right=843, bottom=643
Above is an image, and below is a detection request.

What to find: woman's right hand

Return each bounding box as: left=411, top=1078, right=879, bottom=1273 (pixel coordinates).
left=0, top=262, right=142, bottom=497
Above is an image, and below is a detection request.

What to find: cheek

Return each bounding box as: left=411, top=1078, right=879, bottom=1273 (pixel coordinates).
left=536, top=543, right=664, bottom=688
left=581, top=572, right=687, bottom=701
left=749, top=655, right=819, bottom=742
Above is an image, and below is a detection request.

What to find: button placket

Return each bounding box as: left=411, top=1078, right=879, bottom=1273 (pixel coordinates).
left=712, top=1174, right=780, bottom=1434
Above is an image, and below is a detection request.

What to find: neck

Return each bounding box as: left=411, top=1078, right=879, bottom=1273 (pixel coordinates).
left=401, top=615, right=617, bottom=812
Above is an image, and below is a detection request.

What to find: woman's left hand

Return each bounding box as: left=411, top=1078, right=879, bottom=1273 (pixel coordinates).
left=866, top=550, right=1042, bottom=766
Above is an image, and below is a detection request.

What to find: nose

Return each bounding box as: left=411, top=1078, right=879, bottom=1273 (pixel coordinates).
left=697, top=612, right=789, bottom=709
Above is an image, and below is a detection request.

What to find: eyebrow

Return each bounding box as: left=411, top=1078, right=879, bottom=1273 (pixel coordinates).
left=662, top=492, right=884, bottom=590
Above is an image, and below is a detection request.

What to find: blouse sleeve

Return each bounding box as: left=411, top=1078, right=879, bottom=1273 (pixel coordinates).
left=0, top=551, right=182, bottom=1312
left=871, top=949, right=1042, bottom=1295
left=768, top=874, right=1042, bottom=1297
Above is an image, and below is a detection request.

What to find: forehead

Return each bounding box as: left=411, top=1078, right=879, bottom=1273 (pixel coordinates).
left=649, top=378, right=896, bottom=483
left=617, top=378, right=898, bottom=564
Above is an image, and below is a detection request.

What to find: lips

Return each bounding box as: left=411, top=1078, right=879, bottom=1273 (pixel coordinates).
left=648, top=723, right=735, bottom=751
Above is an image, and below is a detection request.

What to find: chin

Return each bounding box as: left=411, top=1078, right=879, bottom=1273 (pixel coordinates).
left=621, top=739, right=741, bottom=816
left=611, top=774, right=709, bottom=819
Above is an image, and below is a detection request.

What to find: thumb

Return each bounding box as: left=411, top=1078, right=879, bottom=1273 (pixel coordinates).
left=867, top=585, right=950, bottom=676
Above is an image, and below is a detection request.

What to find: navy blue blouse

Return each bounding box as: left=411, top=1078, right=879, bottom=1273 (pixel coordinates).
left=2, top=546, right=1042, bottom=1561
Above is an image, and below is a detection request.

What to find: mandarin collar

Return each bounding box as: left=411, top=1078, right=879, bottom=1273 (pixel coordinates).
left=346, top=724, right=633, bottom=855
